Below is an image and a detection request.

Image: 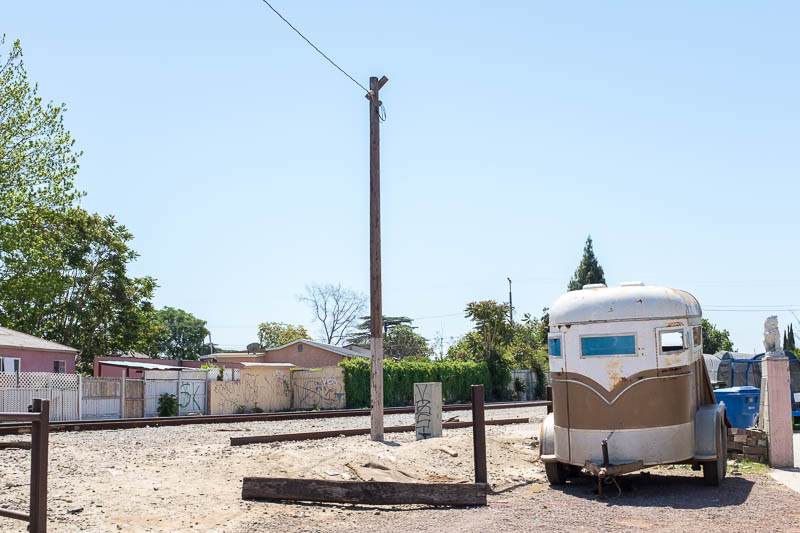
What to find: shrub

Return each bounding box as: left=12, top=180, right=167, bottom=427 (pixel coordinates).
left=340, top=358, right=494, bottom=408
left=157, top=393, right=179, bottom=417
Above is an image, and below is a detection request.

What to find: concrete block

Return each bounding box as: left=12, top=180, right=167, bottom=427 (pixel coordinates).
left=414, top=382, right=442, bottom=440
left=743, top=445, right=767, bottom=455
left=733, top=434, right=748, bottom=443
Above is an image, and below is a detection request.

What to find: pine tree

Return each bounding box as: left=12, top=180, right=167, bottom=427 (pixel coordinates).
left=568, top=236, right=606, bottom=291
left=786, top=324, right=796, bottom=351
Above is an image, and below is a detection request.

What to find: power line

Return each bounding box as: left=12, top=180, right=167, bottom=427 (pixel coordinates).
left=259, top=0, right=368, bottom=93
left=705, top=308, right=799, bottom=313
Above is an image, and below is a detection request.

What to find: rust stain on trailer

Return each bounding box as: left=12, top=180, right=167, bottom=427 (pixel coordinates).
left=606, top=359, right=624, bottom=389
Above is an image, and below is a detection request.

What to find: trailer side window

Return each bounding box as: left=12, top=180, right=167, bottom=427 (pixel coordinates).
left=660, top=330, right=685, bottom=353
left=548, top=336, right=562, bottom=357
left=580, top=335, right=636, bottom=356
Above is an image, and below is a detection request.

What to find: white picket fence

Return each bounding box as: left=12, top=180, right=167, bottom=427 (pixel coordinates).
left=0, top=370, right=214, bottom=422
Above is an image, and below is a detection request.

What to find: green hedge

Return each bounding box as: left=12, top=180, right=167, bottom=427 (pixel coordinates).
left=340, top=359, right=494, bottom=408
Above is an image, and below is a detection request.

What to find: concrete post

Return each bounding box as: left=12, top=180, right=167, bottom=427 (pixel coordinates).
left=761, top=316, right=794, bottom=468
left=414, top=382, right=442, bottom=440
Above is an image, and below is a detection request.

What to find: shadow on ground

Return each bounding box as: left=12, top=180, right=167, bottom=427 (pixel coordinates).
left=550, top=471, right=755, bottom=508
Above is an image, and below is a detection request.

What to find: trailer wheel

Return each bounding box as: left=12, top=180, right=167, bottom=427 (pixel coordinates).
left=702, top=418, right=727, bottom=486
left=545, top=461, right=567, bottom=485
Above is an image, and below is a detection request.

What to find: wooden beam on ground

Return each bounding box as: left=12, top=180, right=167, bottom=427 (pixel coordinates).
left=0, top=441, right=31, bottom=449
left=242, top=478, right=487, bottom=506
left=230, top=417, right=528, bottom=446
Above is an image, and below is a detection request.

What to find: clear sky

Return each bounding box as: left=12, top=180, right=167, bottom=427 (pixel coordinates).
left=6, top=1, right=799, bottom=354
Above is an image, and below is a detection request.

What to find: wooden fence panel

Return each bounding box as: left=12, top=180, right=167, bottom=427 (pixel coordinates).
left=81, top=378, right=122, bottom=420
left=124, top=379, right=145, bottom=418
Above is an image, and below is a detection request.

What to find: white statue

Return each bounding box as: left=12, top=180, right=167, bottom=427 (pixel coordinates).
left=763, top=315, right=781, bottom=355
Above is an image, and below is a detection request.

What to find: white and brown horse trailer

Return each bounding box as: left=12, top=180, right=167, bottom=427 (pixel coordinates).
left=539, top=283, right=727, bottom=490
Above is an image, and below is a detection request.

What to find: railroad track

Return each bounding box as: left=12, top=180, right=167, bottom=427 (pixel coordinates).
left=0, top=400, right=549, bottom=435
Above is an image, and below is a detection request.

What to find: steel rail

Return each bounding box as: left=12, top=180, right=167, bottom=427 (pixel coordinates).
left=0, top=401, right=550, bottom=436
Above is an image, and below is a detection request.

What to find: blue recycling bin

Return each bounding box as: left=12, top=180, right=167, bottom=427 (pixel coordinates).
left=714, top=386, right=760, bottom=429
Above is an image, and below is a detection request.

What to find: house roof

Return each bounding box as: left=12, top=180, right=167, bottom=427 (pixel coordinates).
left=263, top=339, right=369, bottom=359
left=203, top=340, right=369, bottom=360
left=99, top=360, right=189, bottom=371
left=240, top=362, right=295, bottom=368
left=0, top=327, right=79, bottom=354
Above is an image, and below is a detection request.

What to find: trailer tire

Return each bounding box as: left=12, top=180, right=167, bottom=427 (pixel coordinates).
left=545, top=461, right=567, bottom=485
left=702, top=418, right=727, bottom=486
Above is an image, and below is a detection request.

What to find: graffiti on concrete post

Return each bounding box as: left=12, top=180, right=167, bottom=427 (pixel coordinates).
left=415, top=383, right=432, bottom=439
left=414, top=382, right=442, bottom=440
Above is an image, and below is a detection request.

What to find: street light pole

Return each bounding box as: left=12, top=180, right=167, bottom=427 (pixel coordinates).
left=507, top=277, right=513, bottom=326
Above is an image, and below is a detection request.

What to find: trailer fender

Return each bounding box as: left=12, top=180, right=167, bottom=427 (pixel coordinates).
left=695, top=403, right=726, bottom=461
left=539, top=412, right=558, bottom=463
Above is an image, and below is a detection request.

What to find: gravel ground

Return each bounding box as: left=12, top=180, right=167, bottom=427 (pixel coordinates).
left=1, top=406, right=798, bottom=532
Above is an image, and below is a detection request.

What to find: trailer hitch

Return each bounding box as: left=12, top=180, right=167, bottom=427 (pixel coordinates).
left=583, top=438, right=643, bottom=498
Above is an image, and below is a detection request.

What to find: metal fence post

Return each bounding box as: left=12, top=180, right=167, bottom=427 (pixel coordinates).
left=77, top=375, right=83, bottom=421
left=120, top=375, right=126, bottom=419
left=29, top=398, right=49, bottom=533
left=471, top=385, right=487, bottom=484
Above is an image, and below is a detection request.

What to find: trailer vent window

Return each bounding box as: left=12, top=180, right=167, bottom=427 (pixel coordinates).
left=580, top=335, right=636, bottom=356
left=692, top=326, right=702, bottom=349
left=660, top=330, right=685, bottom=353
left=548, top=337, right=562, bottom=357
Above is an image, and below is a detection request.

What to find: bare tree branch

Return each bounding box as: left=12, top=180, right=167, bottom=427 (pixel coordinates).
left=298, top=283, right=366, bottom=346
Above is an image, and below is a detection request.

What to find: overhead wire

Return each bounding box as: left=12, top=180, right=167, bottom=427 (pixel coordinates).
left=259, top=0, right=369, bottom=94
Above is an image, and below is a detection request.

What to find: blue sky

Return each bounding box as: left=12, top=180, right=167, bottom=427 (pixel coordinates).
left=6, top=1, right=799, bottom=353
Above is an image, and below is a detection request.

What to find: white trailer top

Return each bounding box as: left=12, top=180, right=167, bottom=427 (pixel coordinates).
left=550, top=283, right=702, bottom=325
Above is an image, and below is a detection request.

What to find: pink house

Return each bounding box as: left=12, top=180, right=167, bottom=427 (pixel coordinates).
left=0, top=327, right=79, bottom=374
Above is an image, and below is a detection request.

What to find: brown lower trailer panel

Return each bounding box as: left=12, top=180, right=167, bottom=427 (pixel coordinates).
left=230, top=417, right=529, bottom=446
left=242, top=478, right=487, bottom=506
left=0, top=401, right=549, bottom=436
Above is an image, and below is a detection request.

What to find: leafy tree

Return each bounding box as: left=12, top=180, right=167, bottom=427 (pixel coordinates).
left=701, top=319, right=734, bottom=354
left=384, top=324, right=433, bottom=359
left=155, top=307, right=209, bottom=360
left=446, top=301, right=513, bottom=400
left=0, top=39, right=163, bottom=371
left=299, top=283, right=366, bottom=345
left=568, top=235, right=606, bottom=291
left=0, top=37, right=82, bottom=228
left=257, top=321, right=310, bottom=348
left=1, top=209, right=161, bottom=371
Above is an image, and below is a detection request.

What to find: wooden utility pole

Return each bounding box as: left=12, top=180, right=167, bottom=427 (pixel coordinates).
left=367, top=75, right=388, bottom=441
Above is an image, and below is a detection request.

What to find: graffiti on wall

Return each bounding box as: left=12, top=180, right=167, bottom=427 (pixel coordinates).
left=293, top=373, right=345, bottom=410
left=210, top=369, right=292, bottom=414
left=242, top=370, right=290, bottom=405
left=179, top=381, right=204, bottom=412
left=213, top=381, right=242, bottom=415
